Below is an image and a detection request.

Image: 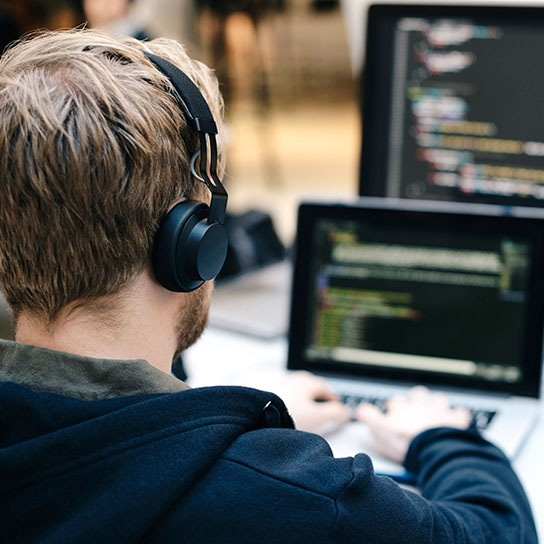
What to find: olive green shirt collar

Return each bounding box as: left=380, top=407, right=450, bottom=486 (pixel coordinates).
left=0, top=339, right=189, bottom=401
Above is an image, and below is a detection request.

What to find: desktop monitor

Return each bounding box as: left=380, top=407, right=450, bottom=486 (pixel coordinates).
left=359, top=4, right=544, bottom=207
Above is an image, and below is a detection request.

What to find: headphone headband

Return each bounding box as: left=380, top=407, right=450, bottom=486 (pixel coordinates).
left=145, top=52, right=217, bottom=134
left=144, top=51, right=229, bottom=292
left=145, top=51, right=227, bottom=224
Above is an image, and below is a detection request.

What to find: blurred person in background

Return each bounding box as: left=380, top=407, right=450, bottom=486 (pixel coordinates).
left=83, top=0, right=151, bottom=40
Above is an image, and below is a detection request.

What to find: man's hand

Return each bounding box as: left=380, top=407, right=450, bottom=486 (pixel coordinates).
left=277, top=371, right=351, bottom=435
left=356, top=386, right=472, bottom=464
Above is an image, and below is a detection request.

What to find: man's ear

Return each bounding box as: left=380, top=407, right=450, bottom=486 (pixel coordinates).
left=151, top=198, right=228, bottom=293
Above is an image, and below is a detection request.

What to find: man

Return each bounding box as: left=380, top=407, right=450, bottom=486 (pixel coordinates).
left=0, top=29, right=537, bottom=543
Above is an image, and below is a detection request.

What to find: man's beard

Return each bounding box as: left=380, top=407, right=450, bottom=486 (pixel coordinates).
left=173, top=282, right=212, bottom=360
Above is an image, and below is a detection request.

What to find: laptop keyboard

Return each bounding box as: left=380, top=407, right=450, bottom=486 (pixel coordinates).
left=340, top=393, right=497, bottom=431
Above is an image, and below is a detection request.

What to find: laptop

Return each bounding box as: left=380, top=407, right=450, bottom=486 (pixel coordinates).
left=287, top=197, right=544, bottom=481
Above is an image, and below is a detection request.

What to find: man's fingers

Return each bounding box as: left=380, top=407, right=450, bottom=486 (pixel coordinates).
left=290, top=371, right=339, bottom=401
left=310, top=384, right=339, bottom=402
left=407, top=385, right=430, bottom=400
left=452, top=406, right=472, bottom=427
left=315, top=400, right=351, bottom=423
left=356, top=403, right=385, bottom=430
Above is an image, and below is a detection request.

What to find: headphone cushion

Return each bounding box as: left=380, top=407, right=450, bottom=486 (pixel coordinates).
left=152, top=201, right=228, bottom=292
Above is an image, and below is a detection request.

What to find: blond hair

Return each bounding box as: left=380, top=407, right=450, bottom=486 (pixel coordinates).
left=0, top=29, right=224, bottom=323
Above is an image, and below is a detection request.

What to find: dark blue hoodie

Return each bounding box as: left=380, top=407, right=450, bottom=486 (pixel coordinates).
left=0, top=340, right=537, bottom=543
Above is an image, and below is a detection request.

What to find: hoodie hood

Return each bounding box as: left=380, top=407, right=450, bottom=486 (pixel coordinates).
left=0, top=340, right=292, bottom=543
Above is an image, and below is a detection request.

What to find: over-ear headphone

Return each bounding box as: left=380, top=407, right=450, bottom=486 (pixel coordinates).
left=144, top=52, right=229, bottom=292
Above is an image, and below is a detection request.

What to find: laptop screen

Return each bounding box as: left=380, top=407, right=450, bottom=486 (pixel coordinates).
left=288, top=199, right=544, bottom=397
left=359, top=4, right=544, bottom=208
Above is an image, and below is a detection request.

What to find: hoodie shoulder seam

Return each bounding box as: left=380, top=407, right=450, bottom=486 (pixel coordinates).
left=220, top=454, right=344, bottom=501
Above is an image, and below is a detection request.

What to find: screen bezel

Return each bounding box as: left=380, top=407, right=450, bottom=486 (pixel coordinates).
left=358, top=3, right=544, bottom=205
left=287, top=198, right=544, bottom=398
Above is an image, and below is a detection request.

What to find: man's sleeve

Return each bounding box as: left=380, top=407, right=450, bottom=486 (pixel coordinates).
left=330, top=427, right=538, bottom=543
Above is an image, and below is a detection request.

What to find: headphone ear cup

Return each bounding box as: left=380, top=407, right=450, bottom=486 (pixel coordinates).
left=152, top=201, right=228, bottom=292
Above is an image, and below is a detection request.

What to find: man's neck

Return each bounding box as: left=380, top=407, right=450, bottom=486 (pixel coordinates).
left=15, top=270, right=181, bottom=375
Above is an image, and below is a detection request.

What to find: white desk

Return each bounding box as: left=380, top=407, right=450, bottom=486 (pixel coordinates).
left=185, top=327, right=544, bottom=541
